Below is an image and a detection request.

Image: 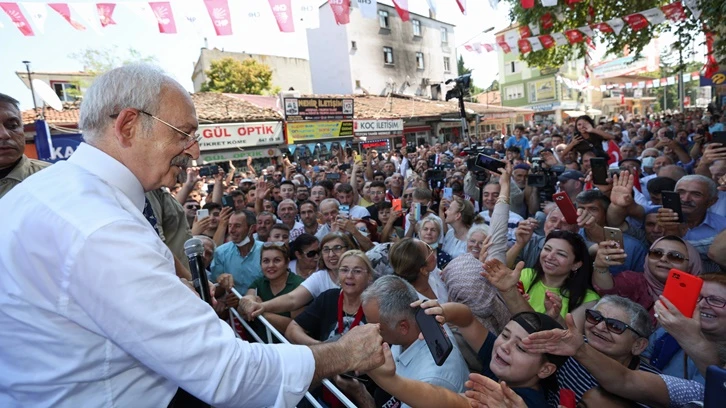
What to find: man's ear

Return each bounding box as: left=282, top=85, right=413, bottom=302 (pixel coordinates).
left=114, top=108, right=142, bottom=147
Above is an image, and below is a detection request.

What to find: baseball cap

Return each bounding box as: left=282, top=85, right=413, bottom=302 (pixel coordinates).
left=511, top=312, right=568, bottom=368
left=240, top=179, right=254, bottom=184
left=619, top=158, right=641, bottom=167
left=514, top=163, right=531, bottom=171
left=558, top=170, right=584, bottom=182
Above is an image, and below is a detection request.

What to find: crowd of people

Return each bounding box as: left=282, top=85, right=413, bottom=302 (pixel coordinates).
left=2, top=63, right=726, bottom=407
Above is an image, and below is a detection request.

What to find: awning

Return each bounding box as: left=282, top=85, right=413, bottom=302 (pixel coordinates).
left=586, top=109, right=602, bottom=116
left=563, top=110, right=587, bottom=117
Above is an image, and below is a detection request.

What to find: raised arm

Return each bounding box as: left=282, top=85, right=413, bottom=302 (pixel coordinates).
left=481, top=260, right=534, bottom=316
left=211, top=169, right=225, bottom=205
left=176, top=167, right=199, bottom=204
left=239, top=284, right=314, bottom=320
left=414, top=299, right=490, bottom=352
left=485, top=162, right=513, bottom=264
left=708, top=229, right=726, bottom=269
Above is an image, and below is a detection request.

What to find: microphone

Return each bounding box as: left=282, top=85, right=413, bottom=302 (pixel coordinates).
left=184, top=238, right=213, bottom=306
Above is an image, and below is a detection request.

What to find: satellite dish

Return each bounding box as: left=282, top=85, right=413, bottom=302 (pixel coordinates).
left=32, top=79, right=63, bottom=111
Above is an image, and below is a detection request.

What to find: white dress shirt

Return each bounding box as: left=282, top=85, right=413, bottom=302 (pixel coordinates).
left=0, top=143, right=314, bottom=408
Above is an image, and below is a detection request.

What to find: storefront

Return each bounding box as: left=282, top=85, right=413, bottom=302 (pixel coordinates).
left=352, top=118, right=404, bottom=155
left=197, top=121, right=284, bottom=166
left=402, top=125, right=433, bottom=148
left=285, top=120, right=355, bottom=162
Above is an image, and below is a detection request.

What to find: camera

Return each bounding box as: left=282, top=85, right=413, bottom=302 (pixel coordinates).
left=527, top=161, right=565, bottom=203
left=199, top=165, right=219, bottom=178
left=445, top=74, right=472, bottom=101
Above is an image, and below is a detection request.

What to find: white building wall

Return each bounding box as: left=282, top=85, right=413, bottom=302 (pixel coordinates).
left=306, top=5, right=353, bottom=95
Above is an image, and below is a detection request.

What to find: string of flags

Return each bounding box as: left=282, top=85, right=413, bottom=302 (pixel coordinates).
left=557, top=72, right=702, bottom=92
left=463, top=0, right=701, bottom=55
left=0, top=0, right=476, bottom=36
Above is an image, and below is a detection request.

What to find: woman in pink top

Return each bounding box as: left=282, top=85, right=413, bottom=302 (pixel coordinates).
left=591, top=235, right=703, bottom=315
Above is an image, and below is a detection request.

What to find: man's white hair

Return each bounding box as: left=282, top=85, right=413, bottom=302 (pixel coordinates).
left=79, top=63, right=180, bottom=144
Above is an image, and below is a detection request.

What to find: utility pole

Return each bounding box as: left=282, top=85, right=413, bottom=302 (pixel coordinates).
left=22, top=61, right=38, bottom=112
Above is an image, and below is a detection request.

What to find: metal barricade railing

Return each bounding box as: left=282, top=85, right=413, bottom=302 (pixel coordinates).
left=229, top=289, right=356, bottom=408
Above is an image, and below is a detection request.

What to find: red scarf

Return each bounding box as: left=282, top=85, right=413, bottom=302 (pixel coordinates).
left=337, top=290, right=364, bottom=334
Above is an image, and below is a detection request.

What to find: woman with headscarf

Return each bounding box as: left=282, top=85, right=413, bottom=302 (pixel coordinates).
left=592, top=235, right=703, bottom=316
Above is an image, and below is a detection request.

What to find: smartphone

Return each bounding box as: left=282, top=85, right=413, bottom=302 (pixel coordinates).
left=354, top=152, right=362, bottom=164
left=590, top=157, right=609, bottom=185
left=705, top=365, right=726, bottom=407
left=475, top=153, right=506, bottom=173
left=415, top=307, right=453, bottom=366
left=559, top=389, right=577, bottom=408
left=662, top=191, right=684, bottom=222
left=196, top=209, right=209, bottom=220
left=603, top=226, right=624, bottom=249
left=413, top=203, right=422, bottom=221
left=222, top=195, right=235, bottom=208
left=711, top=131, right=726, bottom=146
left=264, top=174, right=273, bottom=182
left=443, top=187, right=453, bottom=200
left=339, top=205, right=350, bottom=218
left=662, top=269, right=704, bottom=318
left=326, top=173, right=341, bottom=181
left=392, top=198, right=402, bottom=212
left=608, top=168, right=621, bottom=178
left=339, top=163, right=351, bottom=171
left=199, top=165, right=219, bottom=178
left=553, top=192, right=578, bottom=225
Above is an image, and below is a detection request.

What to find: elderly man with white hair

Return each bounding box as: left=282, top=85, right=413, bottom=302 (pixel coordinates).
left=0, top=64, right=384, bottom=408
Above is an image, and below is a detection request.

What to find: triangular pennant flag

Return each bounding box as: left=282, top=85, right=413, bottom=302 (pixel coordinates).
left=455, top=0, right=466, bottom=15
left=521, top=0, right=534, bottom=9
left=308, top=143, right=317, bottom=153
left=528, top=37, right=543, bottom=52
left=623, top=14, right=649, bottom=31
left=70, top=2, right=102, bottom=34
left=149, top=2, right=177, bottom=34
left=504, top=29, right=519, bottom=49
left=541, top=13, right=553, bottom=30
left=268, top=0, right=294, bottom=33
left=96, top=3, right=116, bottom=27
left=691, top=72, right=699, bottom=81
left=683, top=73, right=692, bottom=82
left=661, top=2, right=686, bottom=22
left=518, top=38, right=532, bottom=54
left=652, top=80, right=660, bottom=88
left=483, top=43, right=494, bottom=52
left=0, top=2, right=34, bottom=35
left=297, top=0, right=319, bottom=29
left=123, top=2, right=157, bottom=27
left=392, top=0, right=410, bottom=22
left=488, top=0, right=499, bottom=10
left=425, top=0, right=437, bottom=14
left=541, top=0, right=557, bottom=5
left=660, top=78, right=667, bottom=86
left=464, top=44, right=474, bottom=52
left=204, top=0, right=233, bottom=35
left=472, top=43, right=482, bottom=53
left=329, top=0, right=350, bottom=25
left=591, top=22, right=613, bottom=33
left=171, top=0, right=214, bottom=36
left=683, top=0, right=700, bottom=20
left=288, top=145, right=297, bottom=155
left=564, top=29, right=584, bottom=43
left=21, top=2, right=47, bottom=34
left=356, top=0, right=376, bottom=19
left=539, top=35, right=556, bottom=49
left=667, top=76, right=676, bottom=85
left=551, top=32, right=568, bottom=46
left=519, top=25, right=531, bottom=38
left=529, top=23, right=540, bottom=36
left=496, top=34, right=511, bottom=53
left=641, top=8, right=665, bottom=25
left=324, top=142, right=333, bottom=151
left=606, top=18, right=625, bottom=35
left=340, top=140, right=347, bottom=149
left=638, top=81, right=645, bottom=88
left=578, top=25, right=594, bottom=38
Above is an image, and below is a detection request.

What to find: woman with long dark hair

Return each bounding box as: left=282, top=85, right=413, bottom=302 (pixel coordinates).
left=288, top=233, right=320, bottom=279
left=483, top=230, right=600, bottom=328
left=562, top=115, right=621, bottom=165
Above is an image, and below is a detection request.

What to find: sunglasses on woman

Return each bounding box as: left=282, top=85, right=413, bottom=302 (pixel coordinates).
left=585, top=309, right=645, bottom=338
left=648, top=248, right=688, bottom=263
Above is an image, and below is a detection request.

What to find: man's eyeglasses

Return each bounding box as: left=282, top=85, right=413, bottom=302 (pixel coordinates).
left=185, top=205, right=200, bottom=210
left=110, top=109, right=201, bottom=150
left=647, top=248, right=688, bottom=263
left=321, top=245, right=348, bottom=255
left=302, top=249, right=320, bottom=258
left=585, top=309, right=645, bottom=338
left=698, top=295, right=726, bottom=308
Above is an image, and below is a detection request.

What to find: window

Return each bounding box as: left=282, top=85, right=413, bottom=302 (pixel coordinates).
left=412, top=19, right=421, bottom=36
left=443, top=57, right=451, bottom=72
left=379, top=10, right=389, bottom=28
left=383, top=47, right=394, bottom=65
left=52, top=82, right=78, bottom=102
left=440, top=27, right=448, bottom=43
left=416, top=52, right=425, bottom=69
left=351, top=41, right=357, bottom=50
left=504, top=84, right=524, bottom=101
left=505, top=61, right=522, bottom=75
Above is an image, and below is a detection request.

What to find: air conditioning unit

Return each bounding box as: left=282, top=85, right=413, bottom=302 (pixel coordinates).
left=421, top=78, right=430, bottom=86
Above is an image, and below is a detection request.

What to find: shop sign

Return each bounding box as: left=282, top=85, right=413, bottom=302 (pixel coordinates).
left=287, top=121, right=354, bottom=142
left=200, top=148, right=281, bottom=163
left=353, top=119, right=404, bottom=135
left=197, top=122, right=283, bottom=151
left=361, top=140, right=389, bottom=149
left=527, top=78, right=556, bottom=103
left=284, top=97, right=354, bottom=121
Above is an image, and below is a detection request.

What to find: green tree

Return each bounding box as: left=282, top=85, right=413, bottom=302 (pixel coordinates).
left=486, top=79, right=500, bottom=91
left=67, top=46, right=157, bottom=99
left=201, top=58, right=280, bottom=95
left=504, top=0, right=725, bottom=72
left=644, top=51, right=702, bottom=111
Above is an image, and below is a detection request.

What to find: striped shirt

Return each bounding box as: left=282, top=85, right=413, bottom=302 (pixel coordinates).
left=479, top=210, right=523, bottom=244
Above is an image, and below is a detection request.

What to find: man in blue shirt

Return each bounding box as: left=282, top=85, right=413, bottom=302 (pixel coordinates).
left=505, top=125, right=529, bottom=158
left=211, top=209, right=263, bottom=296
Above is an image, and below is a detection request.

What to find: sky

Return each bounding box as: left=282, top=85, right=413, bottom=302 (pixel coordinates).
left=0, top=0, right=515, bottom=111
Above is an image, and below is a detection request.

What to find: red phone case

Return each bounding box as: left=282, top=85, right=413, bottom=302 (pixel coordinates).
left=392, top=198, right=402, bottom=211
left=559, top=389, right=576, bottom=408
left=662, top=269, right=703, bottom=318
left=553, top=192, right=578, bottom=225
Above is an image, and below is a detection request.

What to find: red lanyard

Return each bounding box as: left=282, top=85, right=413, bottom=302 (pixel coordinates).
left=337, top=290, right=364, bottom=334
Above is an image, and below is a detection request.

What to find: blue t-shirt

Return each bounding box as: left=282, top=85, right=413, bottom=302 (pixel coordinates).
left=477, top=332, right=548, bottom=407
left=505, top=136, right=530, bottom=158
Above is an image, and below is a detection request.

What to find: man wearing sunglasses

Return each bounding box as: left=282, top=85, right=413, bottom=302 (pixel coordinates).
left=0, top=64, right=385, bottom=408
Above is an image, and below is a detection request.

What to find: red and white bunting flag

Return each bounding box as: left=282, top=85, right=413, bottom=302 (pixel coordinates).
left=356, top=0, right=377, bottom=19
left=683, top=0, right=700, bottom=19
left=578, top=25, right=594, bottom=37
left=661, top=2, right=686, bottom=22
left=591, top=22, right=612, bottom=33
left=542, top=0, right=557, bottom=5
left=96, top=3, right=116, bottom=27
left=0, top=2, right=34, bottom=35
left=529, top=23, right=540, bottom=36
left=566, top=0, right=584, bottom=4
left=149, top=2, right=177, bottom=33
left=21, top=2, right=48, bottom=34
left=268, top=0, right=294, bottom=33
left=483, top=43, right=495, bottom=52
left=539, top=34, right=556, bottom=49
left=49, top=3, right=86, bottom=30
left=329, top=0, right=350, bottom=25
left=504, top=29, right=519, bottom=49
left=518, top=38, right=532, bottom=54
left=551, top=32, right=568, bottom=46
left=521, top=0, right=534, bottom=9
left=691, top=72, right=699, bottom=81
left=625, top=82, right=633, bottom=89
left=641, top=7, right=665, bottom=25
left=660, top=78, right=667, bottom=86
left=464, top=44, right=474, bottom=52
left=455, top=0, right=466, bottom=15
left=623, top=13, right=649, bottom=31
left=541, top=12, right=553, bottom=30
left=528, top=37, right=543, bottom=52
left=599, top=85, right=607, bottom=91
left=519, top=25, right=531, bottom=38
left=564, top=29, right=584, bottom=43
left=297, top=0, right=319, bottom=29
left=645, top=80, right=653, bottom=87
left=667, top=76, right=676, bottom=85
left=496, top=34, right=511, bottom=53
left=205, top=0, right=233, bottom=35
left=473, top=43, right=482, bottom=53
left=392, top=0, right=410, bottom=22
left=606, top=18, right=625, bottom=35
left=652, top=80, right=660, bottom=88
left=638, top=81, right=646, bottom=88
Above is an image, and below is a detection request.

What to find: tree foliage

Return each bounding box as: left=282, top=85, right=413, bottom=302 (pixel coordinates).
left=67, top=46, right=157, bottom=99
left=201, top=58, right=279, bottom=95
left=503, top=0, right=725, bottom=72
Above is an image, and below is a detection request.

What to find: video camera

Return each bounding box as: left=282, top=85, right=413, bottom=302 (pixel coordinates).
left=527, top=157, right=565, bottom=202
left=445, top=74, right=472, bottom=101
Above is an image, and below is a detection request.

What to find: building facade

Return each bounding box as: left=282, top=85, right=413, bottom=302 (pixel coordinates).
left=307, top=2, right=456, bottom=99
left=15, top=71, right=94, bottom=103
left=191, top=48, right=313, bottom=94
